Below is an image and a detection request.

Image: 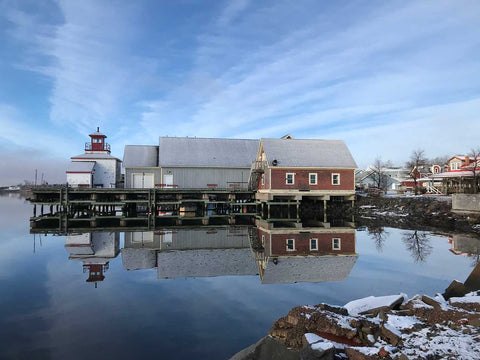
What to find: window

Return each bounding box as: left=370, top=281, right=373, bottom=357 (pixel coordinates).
left=309, top=173, right=317, bottom=185
left=332, top=238, right=341, bottom=250
left=286, top=239, right=295, bottom=251
left=332, top=173, right=340, bottom=185
left=261, top=235, right=265, bottom=246
left=310, top=238, right=318, bottom=251
left=286, top=173, right=295, bottom=185
left=261, top=174, right=265, bottom=185
left=451, top=162, right=459, bottom=170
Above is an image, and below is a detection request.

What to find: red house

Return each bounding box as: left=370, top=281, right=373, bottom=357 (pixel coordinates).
left=252, top=137, right=357, bottom=201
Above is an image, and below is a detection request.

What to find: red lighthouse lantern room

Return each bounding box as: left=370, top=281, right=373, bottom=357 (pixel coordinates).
left=86, top=127, right=111, bottom=153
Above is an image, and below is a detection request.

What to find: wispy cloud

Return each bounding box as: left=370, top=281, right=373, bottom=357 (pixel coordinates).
left=5, top=1, right=156, bottom=135
left=141, top=0, right=480, bottom=151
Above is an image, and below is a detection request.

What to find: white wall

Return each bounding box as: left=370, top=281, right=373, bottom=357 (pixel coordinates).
left=71, top=159, right=120, bottom=187
left=67, top=172, right=92, bottom=187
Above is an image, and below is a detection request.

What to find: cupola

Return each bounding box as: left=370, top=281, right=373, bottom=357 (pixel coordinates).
left=86, top=127, right=111, bottom=153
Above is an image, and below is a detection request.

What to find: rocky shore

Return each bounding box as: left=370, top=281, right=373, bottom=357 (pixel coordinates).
left=353, top=195, right=480, bottom=233
left=231, top=272, right=480, bottom=360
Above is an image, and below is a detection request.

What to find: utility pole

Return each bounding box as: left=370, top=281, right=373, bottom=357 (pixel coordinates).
left=35, top=169, right=37, bottom=187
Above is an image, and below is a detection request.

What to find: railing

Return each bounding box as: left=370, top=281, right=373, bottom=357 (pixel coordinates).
left=85, top=142, right=111, bottom=152
left=425, top=183, right=443, bottom=195
left=252, top=160, right=268, bottom=171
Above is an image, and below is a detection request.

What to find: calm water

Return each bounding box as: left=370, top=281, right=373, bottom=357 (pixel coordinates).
left=0, top=194, right=478, bottom=360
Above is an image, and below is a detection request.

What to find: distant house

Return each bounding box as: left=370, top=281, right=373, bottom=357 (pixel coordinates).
left=356, top=167, right=410, bottom=191
left=426, top=155, right=480, bottom=194
left=123, top=137, right=259, bottom=189
left=66, top=128, right=122, bottom=188
left=252, top=138, right=357, bottom=200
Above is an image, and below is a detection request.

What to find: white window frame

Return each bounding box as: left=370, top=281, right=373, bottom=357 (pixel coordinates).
left=286, top=173, right=295, bottom=185
left=310, top=238, right=318, bottom=251
left=261, top=234, right=265, bottom=246
left=332, top=238, right=341, bottom=250
left=332, top=173, right=340, bottom=185
left=309, top=173, right=317, bottom=185
left=261, top=174, right=265, bottom=186
left=286, top=238, right=295, bottom=251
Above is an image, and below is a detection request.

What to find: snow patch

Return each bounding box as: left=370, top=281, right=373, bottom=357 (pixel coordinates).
left=344, top=294, right=406, bottom=316
left=450, top=296, right=480, bottom=304
left=387, top=314, right=422, bottom=330
left=311, top=341, right=334, bottom=351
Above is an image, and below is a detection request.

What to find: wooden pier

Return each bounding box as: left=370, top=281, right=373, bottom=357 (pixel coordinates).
left=29, top=187, right=352, bottom=233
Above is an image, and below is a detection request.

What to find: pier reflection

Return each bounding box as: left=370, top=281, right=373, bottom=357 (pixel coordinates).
left=57, top=222, right=358, bottom=285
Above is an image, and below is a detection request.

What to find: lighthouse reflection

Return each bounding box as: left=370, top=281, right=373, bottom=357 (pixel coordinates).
left=62, top=224, right=357, bottom=285
left=65, top=232, right=120, bottom=286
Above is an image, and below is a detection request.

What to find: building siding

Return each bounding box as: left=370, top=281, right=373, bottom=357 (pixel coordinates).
left=160, top=167, right=250, bottom=189
left=270, top=168, right=354, bottom=191
left=267, top=232, right=355, bottom=256
left=125, top=168, right=162, bottom=188
left=67, top=172, right=92, bottom=187
left=72, top=158, right=121, bottom=188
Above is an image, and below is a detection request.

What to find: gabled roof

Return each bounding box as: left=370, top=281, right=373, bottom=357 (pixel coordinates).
left=158, top=137, right=259, bottom=167
left=123, top=145, right=158, bottom=168
left=157, top=249, right=258, bottom=278
left=260, top=138, right=357, bottom=168
left=66, top=161, right=95, bottom=173
left=261, top=255, right=358, bottom=284
left=71, top=152, right=121, bottom=161
left=89, top=127, right=106, bottom=137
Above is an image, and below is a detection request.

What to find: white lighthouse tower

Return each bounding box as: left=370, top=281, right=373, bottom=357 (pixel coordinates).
left=66, top=127, right=122, bottom=188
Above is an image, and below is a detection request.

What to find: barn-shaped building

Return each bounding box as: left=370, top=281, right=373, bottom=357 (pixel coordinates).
left=123, top=137, right=259, bottom=189
left=251, top=138, right=357, bottom=201
left=66, top=128, right=122, bottom=188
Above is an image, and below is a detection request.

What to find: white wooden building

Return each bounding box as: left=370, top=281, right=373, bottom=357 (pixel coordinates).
left=66, top=128, right=122, bottom=188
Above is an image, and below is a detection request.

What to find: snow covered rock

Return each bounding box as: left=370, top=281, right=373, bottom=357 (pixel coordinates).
left=344, top=294, right=406, bottom=316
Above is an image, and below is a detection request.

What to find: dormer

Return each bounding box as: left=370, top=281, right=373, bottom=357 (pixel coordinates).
left=85, top=127, right=111, bottom=153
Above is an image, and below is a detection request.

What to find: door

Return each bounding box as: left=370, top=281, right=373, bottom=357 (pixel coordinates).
left=132, top=173, right=154, bottom=188
left=164, top=174, right=173, bottom=188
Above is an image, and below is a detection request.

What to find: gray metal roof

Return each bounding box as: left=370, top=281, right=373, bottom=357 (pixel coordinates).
left=66, top=161, right=96, bottom=173
left=71, top=152, right=121, bottom=161
left=123, top=145, right=158, bottom=168
left=158, top=137, right=259, bottom=167
left=157, top=249, right=258, bottom=278
left=261, top=138, right=357, bottom=168
left=261, top=255, right=358, bottom=284
left=121, top=248, right=157, bottom=270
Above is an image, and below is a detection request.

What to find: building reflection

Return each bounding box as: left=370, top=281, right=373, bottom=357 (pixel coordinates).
left=119, top=223, right=357, bottom=284
left=251, top=223, right=358, bottom=284
left=60, top=221, right=358, bottom=284
left=65, top=232, right=120, bottom=286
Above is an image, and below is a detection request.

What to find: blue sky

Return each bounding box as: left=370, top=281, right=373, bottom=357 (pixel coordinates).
left=1, top=0, right=479, bottom=185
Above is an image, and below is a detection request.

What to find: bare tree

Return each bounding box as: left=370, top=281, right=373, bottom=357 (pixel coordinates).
left=430, top=155, right=449, bottom=168
left=402, top=230, right=432, bottom=263
left=370, top=157, right=390, bottom=191
left=406, top=149, right=428, bottom=195
left=368, top=226, right=388, bottom=252
left=468, top=147, right=480, bottom=194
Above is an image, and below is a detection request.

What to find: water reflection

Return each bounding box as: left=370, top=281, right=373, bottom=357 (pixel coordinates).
left=57, top=224, right=358, bottom=285
left=252, top=226, right=358, bottom=284
left=450, top=233, right=480, bottom=266
left=401, top=230, right=433, bottom=263
left=65, top=232, right=120, bottom=285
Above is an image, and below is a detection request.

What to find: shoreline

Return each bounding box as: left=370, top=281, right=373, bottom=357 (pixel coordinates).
left=231, top=196, right=480, bottom=360
left=231, top=274, right=480, bottom=360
